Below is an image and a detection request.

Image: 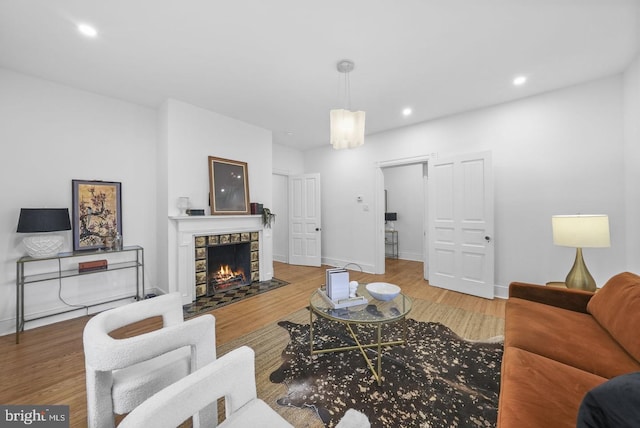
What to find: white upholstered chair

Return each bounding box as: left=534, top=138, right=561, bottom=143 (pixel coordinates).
left=118, top=346, right=293, bottom=428
left=83, top=293, right=216, bottom=428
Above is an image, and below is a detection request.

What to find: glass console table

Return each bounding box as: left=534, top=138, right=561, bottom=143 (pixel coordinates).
left=385, top=230, right=398, bottom=258
left=15, top=245, right=144, bottom=343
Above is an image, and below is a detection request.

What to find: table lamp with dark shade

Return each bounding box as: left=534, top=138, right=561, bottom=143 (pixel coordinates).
left=385, top=212, right=398, bottom=231
left=17, top=208, right=72, bottom=258
left=384, top=212, right=397, bottom=222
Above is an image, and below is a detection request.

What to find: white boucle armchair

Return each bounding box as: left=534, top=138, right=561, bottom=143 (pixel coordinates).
left=118, top=345, right=293, bottom=428
left=118, top=345, right=371, bottom=428
left=83, top=292, right=216, bottom=428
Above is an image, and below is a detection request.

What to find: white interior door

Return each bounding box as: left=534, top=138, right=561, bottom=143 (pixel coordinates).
left=423, top=163, right=429, bottom=280
left=427, top=152, right=494, bottom=299
left=289, top=173, right=321, bottom=267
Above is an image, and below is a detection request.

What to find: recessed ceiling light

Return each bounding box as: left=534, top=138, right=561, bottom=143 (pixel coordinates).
left=402, top=107, right=413, bottom=116
left=513, top=76, right=527, bottom=86
left=77, top=23, right=98, bottom=38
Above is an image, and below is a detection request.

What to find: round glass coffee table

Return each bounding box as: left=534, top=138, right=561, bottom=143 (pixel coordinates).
left=309, top=283, right=412, bottom=385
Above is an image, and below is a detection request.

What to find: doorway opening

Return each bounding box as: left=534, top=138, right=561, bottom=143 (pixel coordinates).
left=376, top=156, right=430, bottom=278
left=272, top=172, right=289, bottom=264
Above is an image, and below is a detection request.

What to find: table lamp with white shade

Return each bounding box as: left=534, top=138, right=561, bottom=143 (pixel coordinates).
left=551, top=214, right=610, bottom=291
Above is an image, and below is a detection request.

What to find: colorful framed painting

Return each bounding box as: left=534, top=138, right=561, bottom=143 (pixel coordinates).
left=208, top=156, right=250, bottom=215
left=72, top=179, right=122, bottom=251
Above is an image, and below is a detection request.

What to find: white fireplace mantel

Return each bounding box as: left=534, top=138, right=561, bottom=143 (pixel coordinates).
left=168, top=215, right=273, bottom=303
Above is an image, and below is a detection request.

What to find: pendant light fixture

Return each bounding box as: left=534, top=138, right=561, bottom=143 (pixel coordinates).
left=330, top=60, right=365, bottom=150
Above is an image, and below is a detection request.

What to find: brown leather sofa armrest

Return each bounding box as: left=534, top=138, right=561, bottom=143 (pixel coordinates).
left=509, top=282, right=595, bottom=313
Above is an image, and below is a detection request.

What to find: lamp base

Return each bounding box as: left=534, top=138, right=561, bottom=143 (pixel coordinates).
left=22, top=234, right=64, bottom=259
left=565, top=247, right=597, bottom=292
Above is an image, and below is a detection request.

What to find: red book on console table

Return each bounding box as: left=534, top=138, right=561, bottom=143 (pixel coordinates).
left=79, top=259, right=108, bottom=273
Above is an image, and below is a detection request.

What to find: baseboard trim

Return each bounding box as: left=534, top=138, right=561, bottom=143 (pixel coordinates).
left=0, top=290, right=170, bottom=339
left=273, top=254, right=288, bottom=263
left=494, top=283, right=509, bottom=299
left=321, top=257, right=375, bottom=274
left=396, top=252, right=423, bottom=262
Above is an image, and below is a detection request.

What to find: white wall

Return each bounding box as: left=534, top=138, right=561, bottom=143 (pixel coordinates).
left=303, top=148, right=379, bottom=271
left=0, top=68, right=158, bottom=335
left=383, top=164, right=424, bottom=261
left=0, top=71, right=276, bottom=333
left=272, top=174, right=288, bottom=262
left=273, top=143, right=305, bottom=175
left=159, top=99, right=274, bottom=295
left=156, top=101, right=170, bottom=297
left=624, top=54, right=640, bottom=273
left=305, top=76, right=627, bottom=290
left=162, top=99, right=273, bottom=216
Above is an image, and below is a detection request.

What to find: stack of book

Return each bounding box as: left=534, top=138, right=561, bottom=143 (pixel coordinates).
left=320, top=268, right=368, bottom=309
left=326, top=268, right=350, bottom=301
left=79, top=259, right=108, bottom=273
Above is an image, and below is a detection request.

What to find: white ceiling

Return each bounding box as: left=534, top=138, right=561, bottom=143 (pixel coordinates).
left=1, top=1, right=638, bottom=150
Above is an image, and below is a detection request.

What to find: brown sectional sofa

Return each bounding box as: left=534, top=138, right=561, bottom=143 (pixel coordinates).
left=498, top=272, right=640, bottom=427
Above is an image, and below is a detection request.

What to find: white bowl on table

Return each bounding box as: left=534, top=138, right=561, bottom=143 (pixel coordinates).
left=366, top=282, right=401, bottom=301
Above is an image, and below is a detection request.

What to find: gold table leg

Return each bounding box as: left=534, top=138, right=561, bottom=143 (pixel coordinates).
left=309, top=308, right=407, bottom=386
left=309, top=307, right=314, bottom=355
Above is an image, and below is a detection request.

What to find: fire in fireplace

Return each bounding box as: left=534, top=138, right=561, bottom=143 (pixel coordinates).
left=210, top=264, right=246, bottom=290
left=207, top=240, right=252, bottom=295
left=194, top=232, right=260, bottom=298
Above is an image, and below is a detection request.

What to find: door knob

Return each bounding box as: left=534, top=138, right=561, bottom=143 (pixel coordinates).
left=316, top=228, right=321, bottom=231
left=484, top=236, right=491, bottom=242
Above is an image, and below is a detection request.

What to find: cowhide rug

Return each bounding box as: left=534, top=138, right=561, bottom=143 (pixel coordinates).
left=269, top=317, right=503, bottom=428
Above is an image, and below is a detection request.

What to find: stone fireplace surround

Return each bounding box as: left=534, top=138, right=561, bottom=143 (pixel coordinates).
left=169, top=215, right=273, bottom=304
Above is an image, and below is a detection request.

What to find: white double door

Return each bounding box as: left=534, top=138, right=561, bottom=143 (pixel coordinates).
left=427, top=151, right=495, bottom=299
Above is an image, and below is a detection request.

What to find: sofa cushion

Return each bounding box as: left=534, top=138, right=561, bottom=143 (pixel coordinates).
left=498, top=346, right=607, bottom=428
left=505, top=297, right=640, bottom=379
left=587, top=272, right=640, bottom=361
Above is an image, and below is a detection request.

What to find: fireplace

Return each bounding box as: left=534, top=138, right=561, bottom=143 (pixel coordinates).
left=194, top=232, right=259, bottom=297
left=170, top=215, right=273, bottom=304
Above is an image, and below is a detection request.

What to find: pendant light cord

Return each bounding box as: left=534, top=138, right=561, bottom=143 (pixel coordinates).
left=345, top=71, right=352, bottom=110
left=336, top=63, right=353, bottom=111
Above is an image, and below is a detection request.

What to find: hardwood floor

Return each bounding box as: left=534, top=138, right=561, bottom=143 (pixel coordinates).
left=215, top=260, right=505, bottom=344
left=0, top=259, right=505, bottom=427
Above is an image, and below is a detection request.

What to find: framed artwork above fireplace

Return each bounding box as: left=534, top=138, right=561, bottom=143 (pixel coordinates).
left=208, top=156, right=250, bottom=215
